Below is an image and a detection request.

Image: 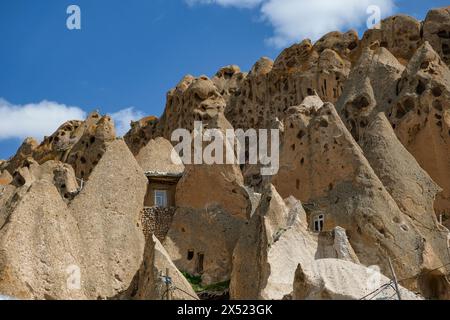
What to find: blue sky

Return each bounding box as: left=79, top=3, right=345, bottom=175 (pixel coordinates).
left=0, top=0, right=448, bottom=159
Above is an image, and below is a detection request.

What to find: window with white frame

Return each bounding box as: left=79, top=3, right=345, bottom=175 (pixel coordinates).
left=154, top=190, right=168, bottom=208
left=313, top=214, right=324, bottom=232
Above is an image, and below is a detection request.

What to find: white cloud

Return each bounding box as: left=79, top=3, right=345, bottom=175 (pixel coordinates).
left=0, top=98, right=144, bottom=141
left=0, top=98, right=86, bottom=141
left=261, top=0, right=395, bottom=47
left=186, top=0, right=396, bottom=47
left=111, top=107, right=145, bottom=137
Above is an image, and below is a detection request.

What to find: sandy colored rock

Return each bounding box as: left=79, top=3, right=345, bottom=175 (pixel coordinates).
left=423, top=6, right=450, bottom=66
left=212, top=65, right=247, bottom=105
left=125, top=75, right=231, bottom=155
left=164, top=206, right=244, bottom=285
left=4, top=137, right=38, bottom=175
left=69, top=139, right=147, bottom=299
left=1, top=6, right=450, bottom=301
left=284, top=196, right=307, bottom=228
left=125, top=235, right=198, bottom=300
left=361, top=15, right=422, bottom=65
left=0, top=139, right=148, bottom=300
left=230, top=184, right=315, bottom=300
left=172, top=93, right=250, bottom=218
left=124, top=31, right=358, bottom=146
left=230, top=184, right=360, bottom=300
left=0, top=170, right=12, bottom=186
left=176, top=163, right=249, bottom=218
left=22, top=112, right=116, bottom=181
left=0, top=172, right=85, bottom=299
left=124, top=116, right=159, bottom=156
left=360, top=113, right=450, bottom=297
left=388, top=42, right=450, bottom=225
left=293, top=259, right=421, bottom=300
left=313, top=30, right=360, bottom=62
left=226, top=35, right=354, bottom=131
left=337, top=45, right=405, bottom=142
left=332, top=227, right=360, bottom=264
left=272, top=97, right=449, bottom=297
left=62, top=113, right=116, bottom=180
left=135, top=136, right=184, bottom=174
left=338, top=41, right=450, bottom=276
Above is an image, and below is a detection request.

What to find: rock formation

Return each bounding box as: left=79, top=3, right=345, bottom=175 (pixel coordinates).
left=135, top=136, right=184, bottom=175
left=230, top=184, right=362, bottom=300
left=0, top=138, right=147, bottom=299
left=1, top=5, right=450, bottom=300
left=271, top=96, right=450, bottom=297
left=124, top=235, right=198, bottom=300
left=3, top=112, right=116, bottom=182
left=423, top=7, right=450, bottom=67
left=361, top=15, right=422, bottom=65
left=225, top=32, right=357, bottom=131
left=337, top=45, right=405, bottom=142
left=388, top=42, right=450, bottom=224
left=292, top=259, right=421, bottom=300
left=164, top=205, right=244, bottom=286
left=69, top=139, right=147, bottom=299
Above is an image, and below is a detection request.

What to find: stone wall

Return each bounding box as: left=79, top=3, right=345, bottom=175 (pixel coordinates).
left=141, top=206, right=176, bottom=242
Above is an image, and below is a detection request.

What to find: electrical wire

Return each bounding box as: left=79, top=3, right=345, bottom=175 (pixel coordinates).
left=359, top=281, right=393, bottom=300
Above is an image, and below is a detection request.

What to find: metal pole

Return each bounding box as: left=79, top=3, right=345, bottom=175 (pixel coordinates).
left=388, top=257, right=402, bottom=300
left=166, top=268, right=170, bottom=300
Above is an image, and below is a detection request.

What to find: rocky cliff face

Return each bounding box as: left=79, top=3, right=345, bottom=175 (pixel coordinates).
left=1, top=6, right=450, bottom=300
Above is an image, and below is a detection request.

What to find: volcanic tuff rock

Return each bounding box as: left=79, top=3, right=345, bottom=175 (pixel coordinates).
left=171, top=83, right=250, bottom=218
left=230, top=184, right=313, bottom=300
left=271, top=96, right=450, bottom=296
left=361, top=14, right=423, bottom=65
left=230, top=184, right=362, bottom=300
left=124, top=235, right=198, bottom=300
left=125, top=75, right=230, bottom=154
left=164, top=205, right=244, bottom=285
left=337, top=45, right=405, bottom=142
left=4, top=137, right=38, bottom=175
left=0, top=170, right=12, bottom=187
left=338, top=39, right=450, bottom=224
left=423, top=7, right=450, bottom=66
left=212, top=65, right=247, bottom=105
left=3, top=112, right=116, bottom=182
left=0, top=166, right=85, bottom=299
left=135, top=136, right=184, bottom=175
left=1, top=6, right=450, bottom=300
left=388, top=42, right=450, bottom=222
left=0, top=139, right=147, bottom=299
left=69, top=139, right=147, bottom=298
left=124, top=9, right=450, bottom=145
left=292, top=259, right=421, bottom=300
left=123, top=115, right=159, bottom=156
left=225, top=32, right=356, bottom=131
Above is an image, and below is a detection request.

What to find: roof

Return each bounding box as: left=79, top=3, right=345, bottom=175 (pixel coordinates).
left=145, top=171, right=183, bottom=178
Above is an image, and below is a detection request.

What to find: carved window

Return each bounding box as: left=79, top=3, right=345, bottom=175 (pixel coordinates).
left=196, top=253, right=204, bottom=274
left=187, top=250, right=194, bottom=261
